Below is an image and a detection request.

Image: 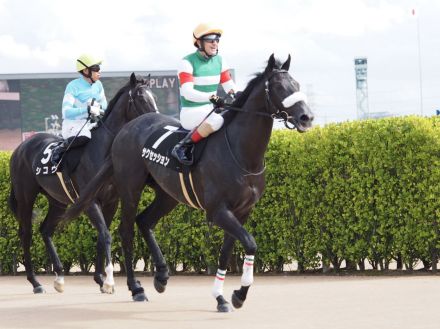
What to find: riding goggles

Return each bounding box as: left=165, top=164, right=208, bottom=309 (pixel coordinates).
left=201, top=34, right=220, bottom=43
left=89, top=65, right=101, bottom=72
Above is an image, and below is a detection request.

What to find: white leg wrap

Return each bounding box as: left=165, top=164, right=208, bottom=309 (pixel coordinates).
left=104, top=264, right=114, bottom=286
left=54, top=273, right=65, bottom=293
left=211, top=269, right=226, bottom=298
left=241, top=255, right=254, bottom=287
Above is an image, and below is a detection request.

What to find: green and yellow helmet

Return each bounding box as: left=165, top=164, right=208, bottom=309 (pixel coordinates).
left=76, top=54, right=102, bottom=72
left=192, top=23, right=223, bottom=47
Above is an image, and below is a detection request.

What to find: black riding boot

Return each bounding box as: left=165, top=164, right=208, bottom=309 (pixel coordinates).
left=51, top=140, right=68, bottom=165
left=171, top=133, right=194, bottom=166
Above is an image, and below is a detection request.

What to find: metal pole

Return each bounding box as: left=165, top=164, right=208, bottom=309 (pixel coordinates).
left=416, top=11, right=423, bottom=116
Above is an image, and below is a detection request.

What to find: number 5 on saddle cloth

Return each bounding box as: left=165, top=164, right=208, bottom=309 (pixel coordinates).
left=32, top=141, right=86, bottom=203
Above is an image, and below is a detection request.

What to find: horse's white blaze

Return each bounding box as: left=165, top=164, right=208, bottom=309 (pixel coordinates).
left=54, top=274, right=65, bottom=293
left=282, top=91, right=308, bottom=108
left=212, top=269, right=227, bottom=298
left=146, top=90, right=159, bottom=112
left=241, top=255, right=254, bottom=287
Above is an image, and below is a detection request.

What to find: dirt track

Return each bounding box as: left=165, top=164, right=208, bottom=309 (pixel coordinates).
left=0, top=274, right=438, bottom=329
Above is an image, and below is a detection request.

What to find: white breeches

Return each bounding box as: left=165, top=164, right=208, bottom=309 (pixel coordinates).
left=62, top=119, right=93, bottom=139
left=180, top=105, right=224, bottom=131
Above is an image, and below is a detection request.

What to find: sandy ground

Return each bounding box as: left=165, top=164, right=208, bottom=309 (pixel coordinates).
left=0, top=128, right=21, bottom=151
left=0, top=274, right=439, bottom=329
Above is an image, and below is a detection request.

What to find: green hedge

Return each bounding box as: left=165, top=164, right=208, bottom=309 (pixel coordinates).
left=1, top=116, right=439, bottom=274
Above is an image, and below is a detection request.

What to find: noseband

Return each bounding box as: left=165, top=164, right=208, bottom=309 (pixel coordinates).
left=264, top=69, right=301, bottom=130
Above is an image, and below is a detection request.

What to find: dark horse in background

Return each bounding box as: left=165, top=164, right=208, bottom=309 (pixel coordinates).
left=65, top=54, right=314, bottom=311
left=8, top=73, right=158, bottom=294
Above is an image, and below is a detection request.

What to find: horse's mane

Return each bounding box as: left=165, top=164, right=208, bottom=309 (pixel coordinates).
left=100, top=82, right=132, bottom=121
left=232, top=58, right=283, bottom=108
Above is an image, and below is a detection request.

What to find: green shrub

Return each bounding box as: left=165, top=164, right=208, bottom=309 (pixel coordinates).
left=0, top=115, right=439, bottom=274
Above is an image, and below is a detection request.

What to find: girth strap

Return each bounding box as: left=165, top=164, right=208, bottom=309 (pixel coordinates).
left=178, top=169, right=203, bottom=209
left=56, top=171, right=79, bottom=203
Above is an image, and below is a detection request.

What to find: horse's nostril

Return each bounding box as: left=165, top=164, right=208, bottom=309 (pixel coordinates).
left=300, top=114, right=313, bottom=122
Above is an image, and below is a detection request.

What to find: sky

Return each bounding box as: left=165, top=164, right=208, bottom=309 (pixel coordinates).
left=1, top=0, right=439, bottom=126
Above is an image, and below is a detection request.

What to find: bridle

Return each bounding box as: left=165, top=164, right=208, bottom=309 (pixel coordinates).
left=128, top=86, right=150, bottom=117
left=98, top=83, right=151, bottom=137
left=224, top=69, right=303, bottom=129
left=264, top=70, right=298, bottom=130
left=223, top=69, right=301, bottom=176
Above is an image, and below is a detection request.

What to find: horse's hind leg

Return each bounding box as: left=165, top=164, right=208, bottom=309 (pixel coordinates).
left=116, top=170, right=149, bottom=301
left=85, top=202, right=114, bottom=294
left=13, top=186, right=43, bottom=293
left=135, top=186, right=178, bottom=293
left=39, top=197, right=68, bottom=292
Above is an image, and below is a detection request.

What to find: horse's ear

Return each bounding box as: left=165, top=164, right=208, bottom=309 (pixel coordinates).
left=130, top=72, right=137, bottom=86
left=281, top=54, right=291, bottom=71
left=267, top=54, right=276, bottom=71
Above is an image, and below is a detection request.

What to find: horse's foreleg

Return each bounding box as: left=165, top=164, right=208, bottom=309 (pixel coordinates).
left=136, top=189, right=178, bottom=293
left=86, top=203, right=114, bottom=294
left=231, top=255, right=254, bottom=309
left=211, top=207, right=257, bottom=308
left=211, top=207, right=257, bottom=311
left=212, top=233, right=236, bottom=312
left=39, top=201, right=67, bottom=293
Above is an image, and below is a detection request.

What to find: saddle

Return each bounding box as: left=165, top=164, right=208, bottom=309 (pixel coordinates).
left=33, top=141, right=84, bottom=176
left=142, top=125, right=208, bottom=172
left=32, top=141, right=86, bottom=203
left=142, top=125, right=210, bottom=209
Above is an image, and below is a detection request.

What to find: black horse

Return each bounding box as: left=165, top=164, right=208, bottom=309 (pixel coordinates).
left=8, top=73, right=158, bottom=294
left=65, top=54, right=314, bottom=311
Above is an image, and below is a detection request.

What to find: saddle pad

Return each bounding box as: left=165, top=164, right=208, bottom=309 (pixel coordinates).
left=142, top=125, right=207, bottom=172
left=33, top=141, right=84, bottom=176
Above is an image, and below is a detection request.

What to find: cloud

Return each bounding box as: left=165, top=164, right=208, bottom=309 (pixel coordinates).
left=0, top=0, right=439, bottom=123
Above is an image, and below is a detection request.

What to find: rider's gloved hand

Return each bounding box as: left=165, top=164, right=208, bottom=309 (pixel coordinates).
left=88, top=104, right=102, bottom=117
left=209, top=95, right=225, bottom=108
left=232, top=91, right=242, bottom=100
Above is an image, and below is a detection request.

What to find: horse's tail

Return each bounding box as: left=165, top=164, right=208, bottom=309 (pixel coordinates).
left=62, top=156, right=114, bottom=223
left=8, top=184, right=18, bottom=218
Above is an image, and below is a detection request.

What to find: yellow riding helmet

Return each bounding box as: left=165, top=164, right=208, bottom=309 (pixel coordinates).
left=76, top=54, right=102, bottom=72
left=192, top=23, right=223, bottom=46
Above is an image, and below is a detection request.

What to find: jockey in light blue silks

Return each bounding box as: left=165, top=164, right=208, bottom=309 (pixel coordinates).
left=51, top=53, right=107, bottom=165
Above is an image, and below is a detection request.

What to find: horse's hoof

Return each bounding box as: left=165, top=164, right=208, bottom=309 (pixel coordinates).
left=217, top=302, right=233, bottom=312
left=231, top=291, right=244, bottom=309
left=54, top=275, right=64, bottom=293
left=33, top=286, right=46, bottom=294
left=153, top=277, right=167, bottom=293
left=132, top=292, right=148, bottom=302
left=216, top=295, right=233, bottom=312
left=53, top=280, right=64, bottom=292
left=101, top=283, right=115, bottom=294
left=54, top=282, right=64, bottom=293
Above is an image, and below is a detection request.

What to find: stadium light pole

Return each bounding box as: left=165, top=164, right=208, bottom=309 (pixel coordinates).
left=413, top=8, right=423, bottom=116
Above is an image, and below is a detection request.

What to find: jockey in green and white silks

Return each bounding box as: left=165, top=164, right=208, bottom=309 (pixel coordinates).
left=171, top=23, right=238, bottom=166
left=179, top=51, right=235, bottom=131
